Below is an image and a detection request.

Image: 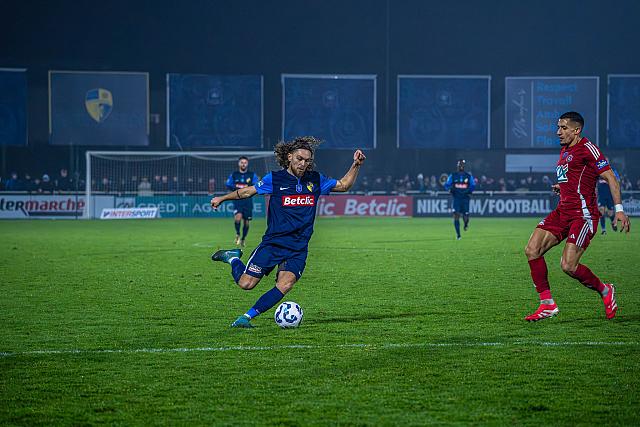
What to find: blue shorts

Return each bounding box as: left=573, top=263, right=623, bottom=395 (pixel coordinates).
left=244, top=243, right=307, bottom=280
left=233, top=199, right=253, bottom=220
left=598, top=195, right=614, bottom=210
left=452, top=198, right=470, bottom=214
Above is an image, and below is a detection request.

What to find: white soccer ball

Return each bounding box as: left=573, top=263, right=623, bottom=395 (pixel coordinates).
left=274, top=301, right=303, bottom=328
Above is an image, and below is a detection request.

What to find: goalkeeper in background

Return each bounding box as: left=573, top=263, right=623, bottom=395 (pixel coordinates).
left=225, top=156, right=260, bottom=247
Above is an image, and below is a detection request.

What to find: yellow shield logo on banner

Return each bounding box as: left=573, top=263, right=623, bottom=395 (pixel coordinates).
left=85, top=88, right=113, bottom=123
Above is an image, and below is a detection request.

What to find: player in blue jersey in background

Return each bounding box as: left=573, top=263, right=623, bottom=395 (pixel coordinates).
left=597, top=159, right=620, bottom=234
left=444, top=159, right=476, bottom=240
left=225, top=156, right=260, bottom=247
left=210, top=136, right=366, bottom=328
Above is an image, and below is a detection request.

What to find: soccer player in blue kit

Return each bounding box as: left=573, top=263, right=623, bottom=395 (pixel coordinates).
left=597, top=160, right=620, bottom=235
left=225, top=156, right=260, bottom=247
left=444, top=159, right=475, bottom=240
left=210, top=136, right=366, bottom=328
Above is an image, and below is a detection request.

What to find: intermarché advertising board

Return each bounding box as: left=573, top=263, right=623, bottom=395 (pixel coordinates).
left=0, top=194, right=85, bottom=218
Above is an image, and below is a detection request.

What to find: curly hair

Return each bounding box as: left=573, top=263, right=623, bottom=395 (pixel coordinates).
left=274, top=136, right=323, bottom=170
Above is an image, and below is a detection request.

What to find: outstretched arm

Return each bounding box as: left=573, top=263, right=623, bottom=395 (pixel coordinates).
left=211, top=186, right=258, bottom=209
left=332, top=150, right=366, bottom=193
left=600, top=169, right=630, bottom=233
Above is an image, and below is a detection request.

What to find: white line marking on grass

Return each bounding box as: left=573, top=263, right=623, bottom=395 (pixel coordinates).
left=1, top=341, right=639, bottom=358
left=192, top=242, right=214, bottom=248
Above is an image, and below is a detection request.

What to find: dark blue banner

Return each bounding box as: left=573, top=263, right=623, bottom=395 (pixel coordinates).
left=0, top=69, right=27, bottom=146
left=167, top=74, right=263, bottom=148
left=283, top=75, right=376, bottom=149
left=608, top=75, right=640, bottom=148
left=505, top=77, right=599, bottom=148
left=49, top=71, right=148, bottom=146
left=398, top=76, right=490, bottom=149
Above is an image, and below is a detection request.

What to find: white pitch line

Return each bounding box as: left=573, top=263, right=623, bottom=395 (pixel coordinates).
left=1, top=341, right=638, bottom=358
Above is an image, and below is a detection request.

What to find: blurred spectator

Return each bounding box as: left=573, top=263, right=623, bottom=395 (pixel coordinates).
left=161, top=175, right=170, bottom=192
left=4, top=172, right=22, bottom=191
left=208, top=178, right=216, bottom=193
left=152, top=175, right=162, bottom=191
left=371, top=176, right=384, bottom=191
left=428, top=175, right=439, bottom=192
left=99, top=177, right=111, bottom=193
left=497, top=177, right=507, bottom=191
left=416, top=173, right=425, bottom=192
left=24, top=173, right=38, bottom=192
left=621, top=175, right=633, bottom=191
left=40, top=174, right=54, bottom=193
left=384, top=175, right=394, bottom=193
left=32, top=176, right=41, bottom=193
left=636, top=178, right=640, bottom=190
left=169, top=176, right=178, bottom=192
left=359, top=175, right=370, bottom=193
left=55, top=168, right=72, bottom=191
left=137, top=177, right=152, bottom=196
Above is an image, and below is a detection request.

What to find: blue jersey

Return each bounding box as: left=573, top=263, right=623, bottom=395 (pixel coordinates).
left=255, top=169, right=336, bottom=251
left=597, top=167, right=620, bottom=202
left=444, top=172, right=475, bottom=199
left=226, top=170, right=260, bottom=191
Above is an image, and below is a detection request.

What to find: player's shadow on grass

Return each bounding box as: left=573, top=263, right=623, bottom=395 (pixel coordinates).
left=313, top=312, right=421, bottom=324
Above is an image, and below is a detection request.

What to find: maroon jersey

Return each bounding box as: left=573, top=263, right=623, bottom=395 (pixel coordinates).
left=556, top=137, right=611, bottom=218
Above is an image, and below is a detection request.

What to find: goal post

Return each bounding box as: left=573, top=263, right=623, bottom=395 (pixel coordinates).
left=85, top=151, right=279, bottom=218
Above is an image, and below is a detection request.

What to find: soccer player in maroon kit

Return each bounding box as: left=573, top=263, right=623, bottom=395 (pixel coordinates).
left=524, top=112, right=631, bottom=321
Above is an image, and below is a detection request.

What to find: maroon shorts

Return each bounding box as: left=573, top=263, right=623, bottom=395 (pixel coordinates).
left=536, top=209, right=599, bottom=249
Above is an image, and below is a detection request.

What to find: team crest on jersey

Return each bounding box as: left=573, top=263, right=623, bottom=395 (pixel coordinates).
left=306, top=182, right=314, bottom=192
left=566, top=155, right=573, bottom=162
left=246, top=177, right=251, bottom=183
left=556, top=164, right=569, bottom=183
left=85, top=88, right=113, bottom=123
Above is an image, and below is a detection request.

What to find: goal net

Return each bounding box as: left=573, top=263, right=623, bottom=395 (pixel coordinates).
left=85, top=151, right=279, bottom=218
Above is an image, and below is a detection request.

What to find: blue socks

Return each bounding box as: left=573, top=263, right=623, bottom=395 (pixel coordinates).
left=454, top=218, right=461, bottom=238
left=600, top=216, right=606, bottom=231
left=245, top=286, right=284, bottom=319
left=230, top=258, right=245, bottom=283
left=234, top=221, right=241, bottom=235
left=242, top=223, right=249, bottom=239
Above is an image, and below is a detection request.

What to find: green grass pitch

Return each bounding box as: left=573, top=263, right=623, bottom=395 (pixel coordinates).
left=1, top=217, right=639, bottom=425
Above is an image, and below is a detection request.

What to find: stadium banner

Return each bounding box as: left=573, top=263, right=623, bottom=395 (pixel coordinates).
left=607, top=75, right=640, bottom=148
left=397, top=75, right=491, bottom=149
left=0, top=194, right=85, bottom=219
left=317, top=195, right=412, bottom=217
left=131, top=195, right=267, bottom=218
left=167, top=74, right=263, bottom=148
left=413, top=193, right=558, bottom=217
left=49, top=71, right=149, bottom=146
left=0, top=68, right=28, bottom=146
left=505, top=76, right=599, bottom=148
left=100, top=208, right=158, bottom=219
left=282, top=74, right=376, bottom=149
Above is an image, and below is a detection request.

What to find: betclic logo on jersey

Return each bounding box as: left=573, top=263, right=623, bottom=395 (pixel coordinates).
left=282, top=195, right=315, bottom=207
